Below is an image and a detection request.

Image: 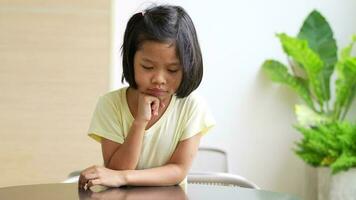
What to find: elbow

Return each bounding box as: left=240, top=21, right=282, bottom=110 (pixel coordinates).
left=177, top=167, right=188, bottom=183
left=170, top=164, right=189, bottom=185
left=175, top=176, right=186, bottom=186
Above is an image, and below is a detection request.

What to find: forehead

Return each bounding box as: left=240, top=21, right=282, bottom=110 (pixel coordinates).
left=135, top=41, right=179, bottom=64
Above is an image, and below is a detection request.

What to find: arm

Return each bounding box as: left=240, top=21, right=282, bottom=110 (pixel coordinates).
left=124, top=133, right=202, bottom=186
left=80, top=133, right=202, bottom=189
left=102, top=92, right=163, bottom=170
left=102, top=120, right=146, bottom=170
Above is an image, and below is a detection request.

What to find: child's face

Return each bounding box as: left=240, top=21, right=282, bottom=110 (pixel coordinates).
left=133, top=41, right=183, bottom=101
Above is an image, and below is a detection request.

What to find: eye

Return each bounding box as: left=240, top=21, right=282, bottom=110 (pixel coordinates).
left=168, top=69, right=179, bottom=73
left=142, top=65, right=153, bottom=70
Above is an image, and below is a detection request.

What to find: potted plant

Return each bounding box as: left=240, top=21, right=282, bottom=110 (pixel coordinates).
left=261, top=10, right=356, bottom=200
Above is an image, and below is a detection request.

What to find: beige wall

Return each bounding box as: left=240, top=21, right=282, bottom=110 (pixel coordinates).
left=0, top=1, right=110, bottom=187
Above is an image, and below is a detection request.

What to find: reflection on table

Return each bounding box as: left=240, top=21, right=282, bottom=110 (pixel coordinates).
left=0, top=183, right=300, bottom=200
left=79, top=185, right=187, bottom=200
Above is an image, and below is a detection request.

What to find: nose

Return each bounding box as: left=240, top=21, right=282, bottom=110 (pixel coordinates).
left=152, top=71, right=166, bottom=85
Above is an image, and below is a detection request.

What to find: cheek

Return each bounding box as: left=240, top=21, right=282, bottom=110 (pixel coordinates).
left=173, top=74, right=183, bottom=88
left=134, top=68, right=146, bottom=80
left=134, top=71, right=146, bottom=88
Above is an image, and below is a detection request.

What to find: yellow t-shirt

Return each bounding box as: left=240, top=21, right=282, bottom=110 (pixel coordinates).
left=88, top=87, right=215, bottom=170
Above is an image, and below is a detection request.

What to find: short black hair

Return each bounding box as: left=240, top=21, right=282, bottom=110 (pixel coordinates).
left=121, top=5, right=203, bottom=98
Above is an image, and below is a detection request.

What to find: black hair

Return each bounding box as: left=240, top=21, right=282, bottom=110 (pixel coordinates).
left=121, top=5, right=203, bottom=98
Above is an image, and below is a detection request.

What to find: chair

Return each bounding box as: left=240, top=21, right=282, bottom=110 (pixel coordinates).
left=190, top=147, right=228, bottom=173
left=63, top=175, right=80, bottom=183
left=187, top=147, right=259, bottom=189
left=187, top=172, right=260, bottom=189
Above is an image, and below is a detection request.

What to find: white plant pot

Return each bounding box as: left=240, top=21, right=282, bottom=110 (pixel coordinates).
left=318, top=167, right=356, bottom=200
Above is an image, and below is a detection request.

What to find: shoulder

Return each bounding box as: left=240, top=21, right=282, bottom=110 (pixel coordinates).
left=175, top=92, right=216, bottom=138
left=100, top=87, right=127, bottom=102
left=175, top=92, right=209, bottom=113
left=178, top=92, right=207, bottom=105
left=97, top=87, right=128, bottom=108
left=102, top=87, right=126, bottom=100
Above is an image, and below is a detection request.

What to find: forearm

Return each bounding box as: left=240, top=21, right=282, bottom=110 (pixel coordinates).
left=123, top=163, right=187, bottom=186
left=107, top=120, right=147, bottom=170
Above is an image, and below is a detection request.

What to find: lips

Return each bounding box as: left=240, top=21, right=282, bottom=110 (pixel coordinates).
left=147, top=88, right=167, bottom=97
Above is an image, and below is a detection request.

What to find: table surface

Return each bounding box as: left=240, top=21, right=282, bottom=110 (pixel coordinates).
left=0, top=183, right=300, bottom=200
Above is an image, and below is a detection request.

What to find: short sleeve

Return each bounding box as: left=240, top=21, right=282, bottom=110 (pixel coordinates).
left=180, top=95, right=216, bottom=141
left=87, top=95, right=124, bottom=144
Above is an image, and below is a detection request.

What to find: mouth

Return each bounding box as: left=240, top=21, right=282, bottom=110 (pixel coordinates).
left=147, top=88, right=167, bottom=97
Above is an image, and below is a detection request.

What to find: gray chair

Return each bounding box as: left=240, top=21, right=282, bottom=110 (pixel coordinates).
left=187, top=172, right=260, bottom=189
left=190, top=147, right=228, bottom=173
left=63, top=175, right=80, bottom=183
left=187, top=147, right=259, bottom=189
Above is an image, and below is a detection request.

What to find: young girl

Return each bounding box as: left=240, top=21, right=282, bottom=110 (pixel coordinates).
left=78, top=4, right=215, bottom=189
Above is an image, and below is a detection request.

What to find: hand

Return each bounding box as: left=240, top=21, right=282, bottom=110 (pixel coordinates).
left=136, top=92, right=165, bottom=122
left=78, top=165, right=127, bottom=190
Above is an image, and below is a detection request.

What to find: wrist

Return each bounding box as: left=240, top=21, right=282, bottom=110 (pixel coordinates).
left=132, top=119, right=148, bottom=129
left=122, top=170, right=131, bottom=185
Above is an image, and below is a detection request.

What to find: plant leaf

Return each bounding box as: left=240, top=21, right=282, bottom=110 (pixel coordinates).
left=295, top=122, right=356, bottom=174
left=262, top=60, right=314, bottom=108
left=340, top=35, right=356, bottom=60
left=298, top=10, right=338, bottom=101
left=334, top=58, right=356, bottom=120
left=277, top=33, right=325, bottom=108
left=331, top=151, right=356, bottom=174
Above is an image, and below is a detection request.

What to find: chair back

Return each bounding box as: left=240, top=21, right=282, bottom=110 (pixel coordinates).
left=188, top=147, right=260, bottom=189
left=187, top=172, right=260, bottom=189
left=190, top=147, right=228, bottom=173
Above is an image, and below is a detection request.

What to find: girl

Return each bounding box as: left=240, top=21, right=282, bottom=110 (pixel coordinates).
left=78, top=4, right=215, bottom=189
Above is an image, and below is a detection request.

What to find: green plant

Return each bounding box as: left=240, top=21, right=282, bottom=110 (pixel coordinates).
left=295, top=121, right=356, bottom=173
left=261, top=10, right=356, bottom=173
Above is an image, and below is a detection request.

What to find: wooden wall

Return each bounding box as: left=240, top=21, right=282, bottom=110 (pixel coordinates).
left=0, top=0, right=110, bottom=187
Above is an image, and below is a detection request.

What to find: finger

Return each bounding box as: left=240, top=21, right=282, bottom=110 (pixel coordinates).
left=151, top=98, right=160, bottom=116
left=79, top=166, right=99, bottom=188
left=86, top=165, right=100, bottom=173
left=80, top=166, right=95, bottom=177
left=87, top=179, right=101, bottom=188
left=78, top=175, right=85, bottom=188
left=82, top=173, right=98, bottom=189
left=78, top=175, right=87, bottom=189
left=79, top=177, right=91, bottom=190
left=151, top=104, right=157, bottom=116
left=84, top=173, right=98, bottom=180
left=83, top=165, right=102, bottom=177
left=79, top=173, right=89, bottom=189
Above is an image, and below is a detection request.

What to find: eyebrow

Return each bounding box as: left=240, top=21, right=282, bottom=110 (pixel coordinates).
left=142, top=57, right=180, bottom=67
